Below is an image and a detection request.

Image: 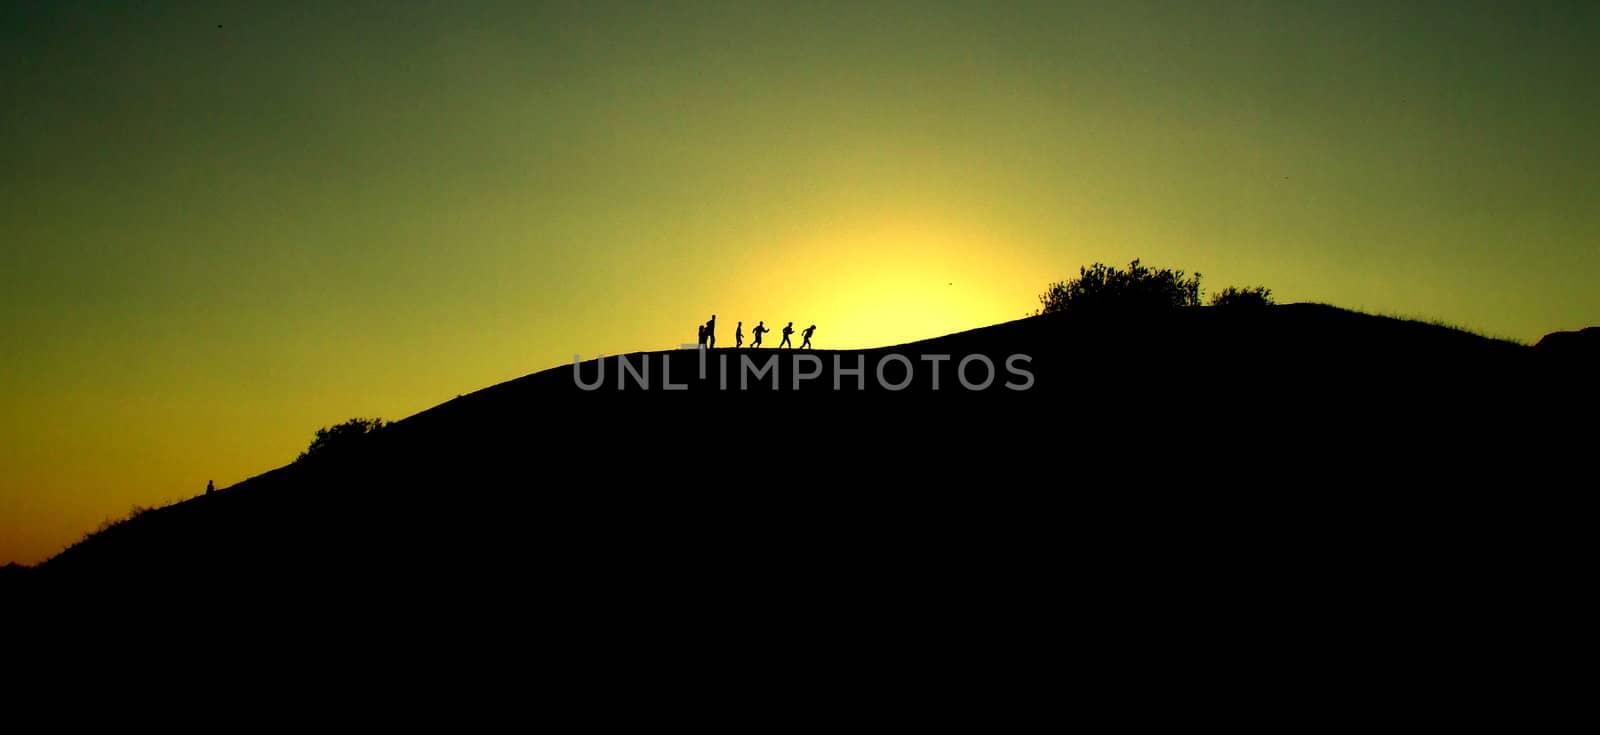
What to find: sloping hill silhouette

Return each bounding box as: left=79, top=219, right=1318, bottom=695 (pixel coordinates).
left=1535, top=325, right=1600, bottom=360
left=10, top=304, right=1593, bottom=624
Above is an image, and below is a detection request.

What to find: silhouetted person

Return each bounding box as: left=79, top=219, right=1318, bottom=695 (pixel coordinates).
left=206, top=480, right=214, bottom=495
left=697, top=324, right=707, bottom=347
left=751, top=321, right=768, bottom=348
left=707, top=314, right=717, bottom=349
left=801, top=324, right=816, bottom=349
left=780, top=322, right=794, bottom=348
left=736, top=321, right=744, bottom=349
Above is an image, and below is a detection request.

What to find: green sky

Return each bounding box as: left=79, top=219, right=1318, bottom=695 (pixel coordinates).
left=3, top=0, right=1597, bottom=563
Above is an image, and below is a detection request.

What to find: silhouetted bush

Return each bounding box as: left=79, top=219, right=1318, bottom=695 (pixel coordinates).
left=1038, top=259, right=1202, bottom=314
left=1210, top=286, right=1274, bottom=308
left=297, top=417, right=387, bottom=463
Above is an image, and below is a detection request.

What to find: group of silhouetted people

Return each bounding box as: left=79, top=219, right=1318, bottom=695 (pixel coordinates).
left=698, top=315, right=815, bottom=349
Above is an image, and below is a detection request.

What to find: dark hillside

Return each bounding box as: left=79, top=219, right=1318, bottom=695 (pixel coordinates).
left=14, top=306, right=1591, bottom=636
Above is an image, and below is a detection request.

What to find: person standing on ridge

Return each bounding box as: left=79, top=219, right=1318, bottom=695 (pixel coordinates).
left=206, top=480, right=214, bottom=495
left=751, top=321, right=768, bottom=348
left=780, top=322, right=794, bottom=348
left=697, top=323, right=706, bottom=347
left=707, top=314, right=717, bottom=349
left=801, top=324, right=816, bottom=349
left=736, top=321, right=744, bottom=349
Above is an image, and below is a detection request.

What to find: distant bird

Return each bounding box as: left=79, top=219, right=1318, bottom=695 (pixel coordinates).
left=947, top=282, right=952, bottom=286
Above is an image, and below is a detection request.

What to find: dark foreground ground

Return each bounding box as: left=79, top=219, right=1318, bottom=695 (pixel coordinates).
left=5, top=306, right=1592, bottom=676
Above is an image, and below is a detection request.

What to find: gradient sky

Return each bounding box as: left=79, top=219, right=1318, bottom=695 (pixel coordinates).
left=4, top=0, right=1598, bottom=563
